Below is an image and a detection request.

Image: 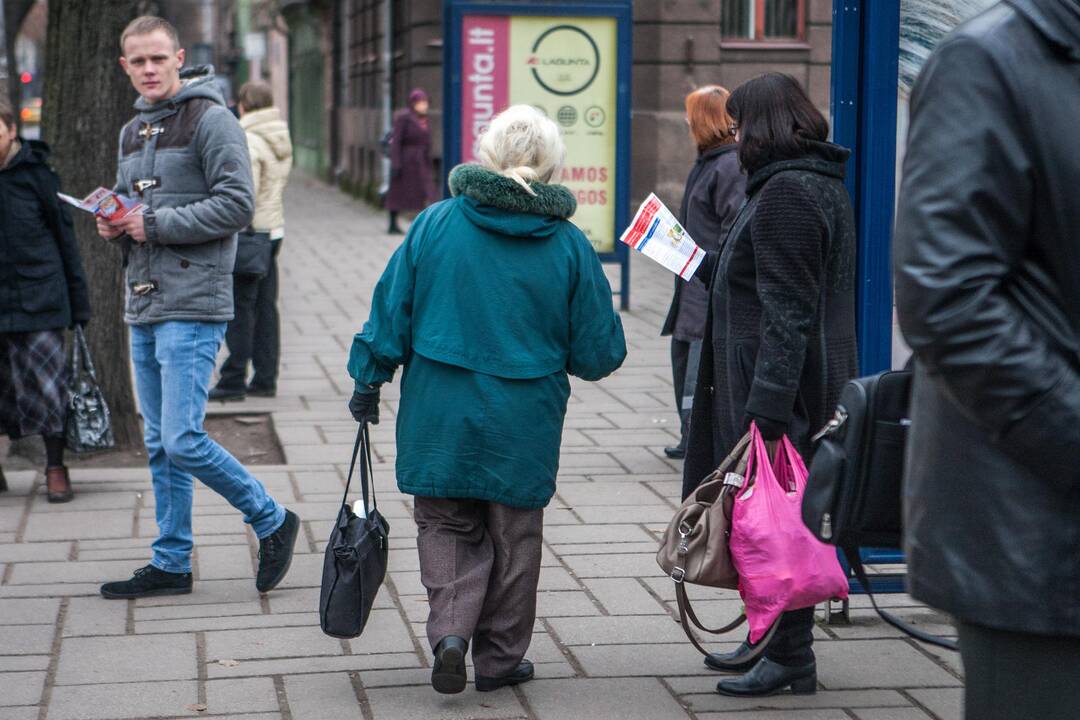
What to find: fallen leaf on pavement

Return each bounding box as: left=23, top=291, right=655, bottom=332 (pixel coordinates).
left=185, top=704, right=208, bottom=712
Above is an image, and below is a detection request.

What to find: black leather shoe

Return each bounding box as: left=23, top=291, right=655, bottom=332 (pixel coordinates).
left=664, top=445, right=687, bottom=459
left=476, top=659, right=534, bottom=692
left=101, top=564, right=193, bottom=599
left=256, top=510, right=299, bottom=593
left=209, top=386, right=246, bottom=402
left=705, top=642, right=759, bottom=673
left=431, top=636, right=468, bottom=694
left=716, top=658, right=817, bottom=697
left=246, top=385, right=277, bottom=398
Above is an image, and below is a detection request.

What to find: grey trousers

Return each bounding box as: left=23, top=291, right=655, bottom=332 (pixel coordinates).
left=959, top=620, right=1080, bottom=720
left=413, top=496, right=544, bottom=677
left=670, top=338, right=702, bottom=445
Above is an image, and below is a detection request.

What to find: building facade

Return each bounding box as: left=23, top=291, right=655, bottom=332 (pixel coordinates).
left=284, top=0, right=832, bottom=209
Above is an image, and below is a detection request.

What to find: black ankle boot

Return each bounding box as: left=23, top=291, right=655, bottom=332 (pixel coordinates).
left=476, top=659, right=534, bottom=692
left=431, top=636, right=468, bottom=694
left=100, top=565, right=193, bottom=599
left=705, top=641, right=759, bottom=673
left=715, top=657, right=817, bottom=697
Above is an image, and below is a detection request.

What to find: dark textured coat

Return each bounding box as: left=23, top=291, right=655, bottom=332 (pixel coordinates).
left=0, top=140, right=91, bottom=334
left=662, top=144, right=746, bottom=341
left=683, top=141, right=858, bottom=498
left=385, top=110, right=437, bottom=212
left=893, top=0, right=1080, bottom=638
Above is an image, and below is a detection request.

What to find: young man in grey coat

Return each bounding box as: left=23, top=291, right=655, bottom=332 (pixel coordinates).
left=96, top=16, right=299, bottom=599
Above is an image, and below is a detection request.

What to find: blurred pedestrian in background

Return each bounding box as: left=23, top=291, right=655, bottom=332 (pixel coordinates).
left=894, top=2, right=1080, bottom=718
left=211, top=80, right=293, bottom=402
left=348, top=105, right=626, bottom=695
left=0, top=98, right=91, bottom=502
left=660, top=85, right=745, bottom=459
left=385, top=88, right=436, bottom=234
left=682, top=73, right=857, bottom=697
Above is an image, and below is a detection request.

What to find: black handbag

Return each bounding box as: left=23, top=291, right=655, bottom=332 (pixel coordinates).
left=234, top=229, right=273, bottom=278
left=802, top=368, right=957, bottom=652
left=65, top=326, right=115, bottom=453
left=802, top=369, right=911, bottom=549
left=319, top=424, right=390, bottom=639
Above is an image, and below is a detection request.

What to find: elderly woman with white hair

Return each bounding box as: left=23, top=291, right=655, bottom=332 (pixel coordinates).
left=347, top=105, right=626, bottom=695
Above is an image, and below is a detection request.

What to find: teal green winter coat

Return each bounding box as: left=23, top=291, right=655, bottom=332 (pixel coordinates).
left=348, top=164, right=627, bottom=508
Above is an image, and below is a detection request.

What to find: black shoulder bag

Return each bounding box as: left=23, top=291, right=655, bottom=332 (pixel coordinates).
left=319, top=424, right=390, bottom=639
left=802, top=368, right=958, bottom=652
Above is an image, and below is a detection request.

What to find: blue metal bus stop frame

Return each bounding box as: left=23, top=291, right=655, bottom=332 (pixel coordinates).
left=442, top=0, right=634, bottom=309
left=830, top=0, right=907, bottom=605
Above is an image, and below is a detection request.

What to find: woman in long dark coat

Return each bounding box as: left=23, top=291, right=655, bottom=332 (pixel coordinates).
left=682, top=73, right=858, bottom=697
left=660, top=85, right=745, bottom=458
left=0, top=100, right=91, bottom=501
left=385, top=88, right=437, bottom=234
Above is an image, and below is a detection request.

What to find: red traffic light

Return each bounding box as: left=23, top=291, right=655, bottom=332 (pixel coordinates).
left=20, top=71, right=32, bottom=84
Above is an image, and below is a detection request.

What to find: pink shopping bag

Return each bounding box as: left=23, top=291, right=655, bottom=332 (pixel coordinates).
left=729, top=423, right=849, bottom=643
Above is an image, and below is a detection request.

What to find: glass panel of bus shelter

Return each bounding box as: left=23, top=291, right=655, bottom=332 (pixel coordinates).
left=892, top=0, right=997, bottom=368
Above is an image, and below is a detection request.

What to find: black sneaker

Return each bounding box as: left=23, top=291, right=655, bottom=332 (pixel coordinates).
left=209, top=386, right=246, bottom=402
left=256, top=509, right=299, bottom=593
left=100, top=565, right=193, bottom=599
left=246, top=385, right=277, bottom=398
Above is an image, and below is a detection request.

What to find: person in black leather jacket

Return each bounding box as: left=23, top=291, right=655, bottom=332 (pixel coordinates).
left=894, top=2, right=1080, bottom=718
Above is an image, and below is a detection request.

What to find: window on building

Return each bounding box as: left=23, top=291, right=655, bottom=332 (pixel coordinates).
left=721, top=0, right=806, bottom=42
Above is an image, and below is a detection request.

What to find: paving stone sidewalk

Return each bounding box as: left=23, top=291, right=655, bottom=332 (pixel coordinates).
left=0, top=175, right=963, bottom=720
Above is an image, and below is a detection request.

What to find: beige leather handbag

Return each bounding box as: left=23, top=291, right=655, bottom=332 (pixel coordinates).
left=657, top=433, right=778, bottom=661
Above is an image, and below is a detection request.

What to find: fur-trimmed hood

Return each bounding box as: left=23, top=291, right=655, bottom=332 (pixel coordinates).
left=448, top=164, right=577, bottom=240
left=450, top=163, right=576, bottom=216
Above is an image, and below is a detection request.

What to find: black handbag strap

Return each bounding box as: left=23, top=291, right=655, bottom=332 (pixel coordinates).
left=842, top=546, right=958, bottom=652
left=339, top=424, right=377, bottom=528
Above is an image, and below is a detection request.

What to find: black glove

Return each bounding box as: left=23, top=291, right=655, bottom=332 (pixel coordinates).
left=745, top=413, right=787, bottom=441
left=349, top=388, right=381, bottom=425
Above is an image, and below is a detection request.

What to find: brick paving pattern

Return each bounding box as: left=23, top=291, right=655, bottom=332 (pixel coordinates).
left=0, top=176, right=963, bottom=719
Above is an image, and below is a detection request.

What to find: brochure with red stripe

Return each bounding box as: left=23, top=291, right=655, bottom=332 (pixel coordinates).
left=619, top=193, right=704, bottom=280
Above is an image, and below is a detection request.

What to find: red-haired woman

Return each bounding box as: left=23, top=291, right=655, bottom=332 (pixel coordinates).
left=661, top=86, right=745, bottom=459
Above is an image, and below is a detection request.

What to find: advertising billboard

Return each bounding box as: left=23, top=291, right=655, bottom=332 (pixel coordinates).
left=458, top=15, right=618, bottom=254
left=445, top=1, right=632, bottom=309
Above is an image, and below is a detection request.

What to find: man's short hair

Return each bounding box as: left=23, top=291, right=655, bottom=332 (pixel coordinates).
left=237, top=82, right=274, bottom=112
left=120, top=15, right=181, bottom=54
left=0, top=97, right=15, bottom=129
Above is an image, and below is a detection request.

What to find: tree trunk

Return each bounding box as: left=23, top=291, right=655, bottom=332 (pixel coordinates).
left=40, top=0, right=155, bottom=450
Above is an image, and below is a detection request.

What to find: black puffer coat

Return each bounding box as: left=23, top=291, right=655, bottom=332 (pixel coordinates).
left=683, top=141, right=858, bottom=498
left=894, top=0, right=1080, bottom=638
left=0, top=140, right=91, bottom=334
left=661, top=144, right=745, bottom=341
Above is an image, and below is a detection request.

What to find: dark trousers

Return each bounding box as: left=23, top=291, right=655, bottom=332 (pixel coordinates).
left=959, top=621, right=1080, bottom=720
left=670, top=338, right=702, bottom=446
left=219, top=239, right=281, bottom=391
left=765, top=607, right=816, bottom=666
left=413, top=496, right=544, bottom=677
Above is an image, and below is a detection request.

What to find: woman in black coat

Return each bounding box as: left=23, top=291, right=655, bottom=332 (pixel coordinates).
left=682, top=74, right=858, bottom=697
left=0, top=102, right=91, bottom=501
left=660, top=85, right=745, bottom=459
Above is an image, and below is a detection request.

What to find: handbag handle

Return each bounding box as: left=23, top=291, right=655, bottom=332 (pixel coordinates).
left=71, top=326, right=98, bottom=382
left=338, top=424, right=378, bottom=528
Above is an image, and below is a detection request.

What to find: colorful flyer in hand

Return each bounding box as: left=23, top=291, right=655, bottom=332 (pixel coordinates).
left=57, top=188, right=144, bottom=221
left=619, top=193, right=704, bottom=281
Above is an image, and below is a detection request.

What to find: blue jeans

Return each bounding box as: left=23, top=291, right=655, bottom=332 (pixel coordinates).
left=131, top=321, right=285, bottom=574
